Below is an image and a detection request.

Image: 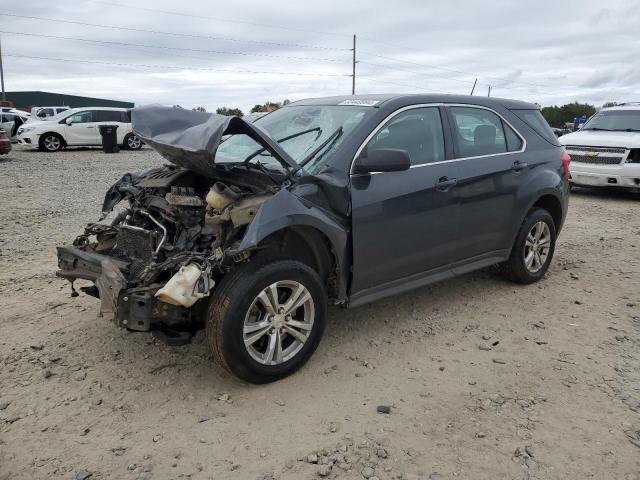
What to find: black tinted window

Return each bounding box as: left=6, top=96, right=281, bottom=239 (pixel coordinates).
left=367, top=107, right=445, bottom=166
left=450, top=107, right=513, bottom=157
left=120, top=110, right=131, bottom=123
left=96, top=110, right=123, bottom=122
left=511, top=109, right=559, bottom=146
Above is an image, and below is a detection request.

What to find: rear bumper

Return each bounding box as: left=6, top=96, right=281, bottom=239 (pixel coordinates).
left=56, top=246, right=193, bottom=331
left=570, top=162, right=640, bottom=188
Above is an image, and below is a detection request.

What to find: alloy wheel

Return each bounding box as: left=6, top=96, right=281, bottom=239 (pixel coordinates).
left=127, top=135, right=142, bottom=149
left=243, top=280, right=315, bottom=366
left=523, top=220, right=551, bottom=273
left=44, top=135, right=61, bottom=151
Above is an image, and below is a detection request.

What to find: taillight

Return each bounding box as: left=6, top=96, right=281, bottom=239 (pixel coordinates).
left=562, top=151, right=571, bottom=178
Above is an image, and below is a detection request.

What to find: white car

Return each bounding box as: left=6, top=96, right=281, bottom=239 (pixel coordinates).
left=31, top=106, right=70, bottom=120
left=0, top=108, right=31, bottom=139
left=16, top=107, right=143, bottom=152
left=560, top=103, right=640, bottom=189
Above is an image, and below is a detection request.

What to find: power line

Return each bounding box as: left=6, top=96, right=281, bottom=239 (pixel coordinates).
left=0, top=31, right=346, bottom=63
left=5, top=54, right=350, bottom=77
left=87, top=0, right=351, bottom=39
left=0, top=13, right=351, bottom=52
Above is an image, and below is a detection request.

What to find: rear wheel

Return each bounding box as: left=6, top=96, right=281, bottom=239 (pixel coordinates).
left=206, top=259, right=326, bottom=383
left=503, top=208, right=556, bottom=284
left=39, top=133, right=63, bottom=152
left=124, top=133, right=143, bottom=150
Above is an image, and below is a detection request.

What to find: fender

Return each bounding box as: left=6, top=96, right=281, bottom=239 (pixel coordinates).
left=234, top=187, right=350, bottom=300
left=509, top=164, right=566, bottom=247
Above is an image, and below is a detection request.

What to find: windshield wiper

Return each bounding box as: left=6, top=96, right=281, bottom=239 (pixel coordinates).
left=613, top=128, right=640, bottom=132
left=243, top=127, right=322, bottom=164
left=300, top=127, right=343, bottom=166
left=583, top=127, right=612, bottom=131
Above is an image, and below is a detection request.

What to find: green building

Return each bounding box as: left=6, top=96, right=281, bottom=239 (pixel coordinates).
left=5, top=91, right=134, bottom=112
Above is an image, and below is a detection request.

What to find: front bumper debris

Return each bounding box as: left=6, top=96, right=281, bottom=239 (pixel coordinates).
left=56, top=246, right=193, bottom=332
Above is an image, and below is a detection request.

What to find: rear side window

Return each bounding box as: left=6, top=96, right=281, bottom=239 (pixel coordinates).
left=96, top=110, right=123, bottom=122
left=449, top=106, right=522, bottom=157
left=510, top=109, right=559, bottom=146
left=121, top=110, right=131, bottom=123
left=367, top=107, right=445, bottom=166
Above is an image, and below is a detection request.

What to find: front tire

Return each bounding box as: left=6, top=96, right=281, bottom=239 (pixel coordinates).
left=206, top=259, right=327, bottom=383
left=39, top=133, right=63, bottom=152
left=503, top=208, right=556, bottom=284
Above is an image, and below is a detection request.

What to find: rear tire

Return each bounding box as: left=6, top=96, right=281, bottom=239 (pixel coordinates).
left=124, top=133, right=143, bottom=150
left=503, top=208, right=556, bottom=284
left=39, top=133, right=63, bottom=152
left=206, top=259, right=327, bottom=383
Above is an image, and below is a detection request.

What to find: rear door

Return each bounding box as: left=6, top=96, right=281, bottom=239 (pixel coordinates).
left=350, top=105, right=460, bottom=299
left=64, top=110, right=99, bottom=145
left=445, top=105, right=526, bottom=264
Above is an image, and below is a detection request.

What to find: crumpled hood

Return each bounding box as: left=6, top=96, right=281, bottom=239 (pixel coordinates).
left=560, top=130, right=640, bottom=149
left=131, top=105, right=300, bottom=178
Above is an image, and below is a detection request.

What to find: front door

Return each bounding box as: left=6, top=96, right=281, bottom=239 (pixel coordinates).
left=64, top=110, right=99, bottom=145
left=350, top=106, right=460, bottom=301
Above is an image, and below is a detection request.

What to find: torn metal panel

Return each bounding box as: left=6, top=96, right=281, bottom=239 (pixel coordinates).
left=131, top=105, right=301, bottom=177
left=234, top=188, right=350, bottom=300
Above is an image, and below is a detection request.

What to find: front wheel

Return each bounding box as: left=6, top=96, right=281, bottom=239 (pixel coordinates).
left=206, top=259, right=327, bottom=383
left=39, top=133, right=63, bottom=152
left=503, top=208, right=557, bottom=284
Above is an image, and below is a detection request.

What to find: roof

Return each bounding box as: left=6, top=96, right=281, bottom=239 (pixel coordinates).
left=290, top=94, right=538, bottom=110
left=5, top=91, right=134, bottom=109
left=602, top=103, right=640, bottom=111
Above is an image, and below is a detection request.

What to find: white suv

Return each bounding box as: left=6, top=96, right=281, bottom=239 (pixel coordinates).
left=559, top=103, right=640, bottom=189
left=16, top=107, right=143, bottom=152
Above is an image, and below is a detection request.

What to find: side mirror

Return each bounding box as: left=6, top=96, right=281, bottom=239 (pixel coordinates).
left=353, top=148, right=411, bottom=174
left=65, top=117, right=73, bottom=125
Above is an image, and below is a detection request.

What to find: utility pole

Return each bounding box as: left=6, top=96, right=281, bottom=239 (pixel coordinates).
left=351, top=34, right=356, bottom=95
left=470, top=78, right=477, bottom=95
left=487, top=85, right=492, bottom=97
left=0, top=36, right=5, bottom=105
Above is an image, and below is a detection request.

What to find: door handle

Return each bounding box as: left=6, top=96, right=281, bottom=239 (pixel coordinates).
left=86, top=126, right=94, bottom=128
left=436, top=176, right=458, bottom=191
left=512, top=160, right=529, bottom=171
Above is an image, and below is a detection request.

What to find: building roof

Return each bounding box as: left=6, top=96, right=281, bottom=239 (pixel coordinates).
left=5, top=91, right=134, bottom=110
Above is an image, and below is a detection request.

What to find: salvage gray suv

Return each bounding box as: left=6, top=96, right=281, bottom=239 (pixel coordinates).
left=57, top=94, right=570, bottom=383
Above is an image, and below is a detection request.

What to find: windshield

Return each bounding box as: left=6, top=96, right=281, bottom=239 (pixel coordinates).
left=215, top=105, right=370, bottom=173
left=582, top=110, right=640, bottom=131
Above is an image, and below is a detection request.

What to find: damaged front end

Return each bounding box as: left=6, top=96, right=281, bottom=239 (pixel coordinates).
left=57, top=106, right=301, bottom=344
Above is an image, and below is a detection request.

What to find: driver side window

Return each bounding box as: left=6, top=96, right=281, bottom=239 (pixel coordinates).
left=367, top=107, right=445, bottom=166
left=68, top=111, right=94, bottom=124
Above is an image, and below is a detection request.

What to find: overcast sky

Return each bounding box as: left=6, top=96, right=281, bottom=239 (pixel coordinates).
left=2, top=0, right=639, bottom=113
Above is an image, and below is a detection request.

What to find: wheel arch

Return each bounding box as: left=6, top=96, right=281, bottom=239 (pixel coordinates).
left=233, top=189, right=349, bottom=302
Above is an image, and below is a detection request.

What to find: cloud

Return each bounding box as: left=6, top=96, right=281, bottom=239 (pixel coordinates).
left=2, top=0, right=639, bottom=111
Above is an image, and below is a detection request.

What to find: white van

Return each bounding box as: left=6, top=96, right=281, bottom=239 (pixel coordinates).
left=16, top=107, right=143, bottom=151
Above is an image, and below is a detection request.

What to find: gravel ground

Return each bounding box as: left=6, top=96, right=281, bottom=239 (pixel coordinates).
left=1, top=146, right=639, bottom=480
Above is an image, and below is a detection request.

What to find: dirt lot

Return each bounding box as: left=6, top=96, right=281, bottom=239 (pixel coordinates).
left=1, top=147, right=639, bottom=480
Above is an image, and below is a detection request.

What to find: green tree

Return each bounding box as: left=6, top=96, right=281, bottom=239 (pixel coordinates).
left=192, top=106, right=207, bottom=112
left=216, top=107, right=244, bottom=117
left=540, top=102, right=596, bottom=128
left=602, top=102, right=619, bottom=108
left=250, top=104, right=264, bottom=113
